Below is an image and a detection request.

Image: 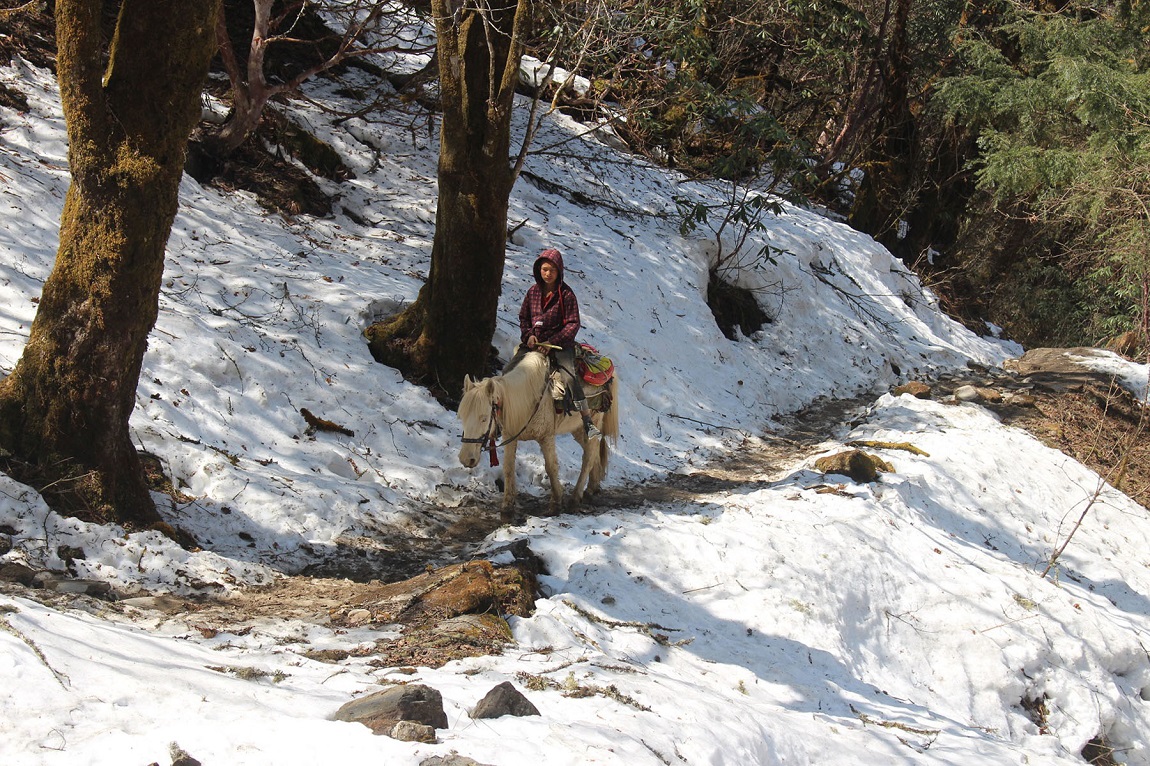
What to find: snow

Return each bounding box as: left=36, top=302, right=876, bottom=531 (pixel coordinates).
left=3, top=52, right=1150, bottom=766
left=1069, top=349, right=1150, bottom=403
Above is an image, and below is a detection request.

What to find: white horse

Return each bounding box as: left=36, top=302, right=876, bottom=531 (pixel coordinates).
left=458, top=349, right=619, bottom=515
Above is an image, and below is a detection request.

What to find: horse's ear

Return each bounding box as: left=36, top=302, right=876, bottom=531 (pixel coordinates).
left=463, top=375, right=475, bottom=392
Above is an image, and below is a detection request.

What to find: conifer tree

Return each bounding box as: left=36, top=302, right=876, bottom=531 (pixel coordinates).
left=934, top=0, right=1150, bottom=345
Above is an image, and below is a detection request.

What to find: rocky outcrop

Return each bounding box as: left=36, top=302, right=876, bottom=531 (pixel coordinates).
left=471, top=681, right=540, bottom=720
left=332, top=683, right=448, bottom=737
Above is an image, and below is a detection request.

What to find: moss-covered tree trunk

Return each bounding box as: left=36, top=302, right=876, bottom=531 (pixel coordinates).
left=367, top=0, right=529, bottom=402
left=0, top=0, right=221, bottom=527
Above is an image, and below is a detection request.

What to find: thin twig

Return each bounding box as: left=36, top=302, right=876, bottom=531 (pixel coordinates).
left=0, top=611, right=71, bottom=689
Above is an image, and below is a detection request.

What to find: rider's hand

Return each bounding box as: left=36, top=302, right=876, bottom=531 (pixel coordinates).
left=527, top=335, right=537, bottom=349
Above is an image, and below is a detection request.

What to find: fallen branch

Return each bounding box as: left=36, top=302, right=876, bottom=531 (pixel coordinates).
left=561, top=599, right=678, bottom=633
left=847, top=439, right=930, bottom=456
left=664, top=412, right=750, bottom=437
left=850, top=704, right=939, bottom=741
left=300, top=408, right=354, bottom=437
left=0, top=609, right=71, bottom=689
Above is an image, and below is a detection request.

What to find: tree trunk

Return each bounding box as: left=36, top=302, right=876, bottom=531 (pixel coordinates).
left=211, top=0, right=275, bottom=154
left=366, top=0, right=529, bottom=403
left=0, top=0, right=221, bottom=528
left=847, top=0, right=916, bottom=242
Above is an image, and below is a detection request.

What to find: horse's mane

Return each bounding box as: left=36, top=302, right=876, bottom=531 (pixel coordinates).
left=497, top=350, right=549, bottom=435
left=459, top=376, right=494, bottom=425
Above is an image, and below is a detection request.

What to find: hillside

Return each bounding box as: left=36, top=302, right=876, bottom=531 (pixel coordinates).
left=2, top=34, right=1150, bottom=766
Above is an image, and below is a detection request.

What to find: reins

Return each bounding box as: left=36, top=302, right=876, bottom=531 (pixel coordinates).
left=460, top=361, right=553, bottom=466
left=460, top=399, right=503, bottom=466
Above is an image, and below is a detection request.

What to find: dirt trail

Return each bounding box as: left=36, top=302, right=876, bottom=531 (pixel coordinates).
left=295, top=385, right=880, bottom=586
left=252, top=350, right=1149, bottom=590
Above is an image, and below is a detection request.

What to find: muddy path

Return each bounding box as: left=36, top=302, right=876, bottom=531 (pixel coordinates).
left=294, top=386, right=880, bottom=586
left=295, top=351, right=1147, bottom=588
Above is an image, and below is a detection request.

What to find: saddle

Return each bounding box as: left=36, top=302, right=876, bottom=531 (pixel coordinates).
left=549, top=343, right=614, bottom=414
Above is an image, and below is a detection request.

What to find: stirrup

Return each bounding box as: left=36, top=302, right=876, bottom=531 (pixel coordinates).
left=584, top=420, right=602, bottom=440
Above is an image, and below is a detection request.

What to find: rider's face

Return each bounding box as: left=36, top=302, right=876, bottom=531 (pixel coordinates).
left=539, top=261, right=558, bottom=288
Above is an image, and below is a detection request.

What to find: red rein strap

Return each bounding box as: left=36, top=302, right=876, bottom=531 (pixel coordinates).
left=488, top=400, right=502, bottom=467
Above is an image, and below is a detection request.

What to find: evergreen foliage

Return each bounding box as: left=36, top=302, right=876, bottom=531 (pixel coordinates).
left=934, top=0, right=1150, bottom=344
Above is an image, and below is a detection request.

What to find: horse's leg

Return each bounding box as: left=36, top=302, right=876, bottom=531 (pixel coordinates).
left=501, top=441, right=519, bottom=519
left=587, top=427, right=608, bottom=496
left=539, top=435, right=564, bottom=511
left=571, top=427, right=596, bottom=510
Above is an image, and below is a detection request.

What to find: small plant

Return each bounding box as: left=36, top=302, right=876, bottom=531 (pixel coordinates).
left=789, top=598, right=813, bottom=616
left=675, top=183, right=790, bottom=339
left=1082, top=734, right=1119, bottom=766
left=208, top=665, right=288, bottom=683
left=675, top=187, right=784, bottom=284
left=1012, top=594, right=1038, bottom=611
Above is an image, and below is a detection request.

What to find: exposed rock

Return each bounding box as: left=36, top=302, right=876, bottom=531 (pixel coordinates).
left=169, top=742, right=202, bottom=766
left=367, top=613, right=515, bottom=670
left=32, top=573, right=113, bottom=597
left=1004, top=347, right=1129, bottom=392
left=0, top=561, right=36, bottom=586
left=951, top=384, right=1005, bottom=404
left=975, top=386, right=1003, bottom=402
left=334, top=558, right=537, bottom=628
left=893, top=380, right=932, bottom=399
left=333, top=683, right=448, bottom=734
left=472, top=681, right=540, bottom=719
left=390, top=720, right=438, bottom=743
left=0, top=532, right=10, bottom=555
left=953, top=385, right=980, bottom=402
left=814, top=450, right=893, bottom=483
left=414, top=561, right=506, bottom=617
left=118, top=594, right=193, bottom=613
left=421, top=755, right=495, bottom=766
left=346, top=608, right=372, bottom=625
left=304, top=648, right=350, bottom=663
left=430, top=613, right=513, bottom=647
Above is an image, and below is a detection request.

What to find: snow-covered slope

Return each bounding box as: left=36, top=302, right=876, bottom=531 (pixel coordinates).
left=4, top=54, right=1150, bottom=766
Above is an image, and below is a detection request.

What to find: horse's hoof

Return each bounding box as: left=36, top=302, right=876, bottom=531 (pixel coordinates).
left=500, top=508, right=525, bottom=525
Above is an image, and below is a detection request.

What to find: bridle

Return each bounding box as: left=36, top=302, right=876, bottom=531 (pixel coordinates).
left=459, top=355, right=558, bottom=466
left=461, top=399, right=501, bottom=454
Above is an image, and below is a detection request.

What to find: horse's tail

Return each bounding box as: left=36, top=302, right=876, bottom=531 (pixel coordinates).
left=602, top=373, right=620, bottom=445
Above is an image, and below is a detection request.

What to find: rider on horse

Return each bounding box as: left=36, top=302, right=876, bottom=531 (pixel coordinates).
left=511, top=247, right=602, bottom=441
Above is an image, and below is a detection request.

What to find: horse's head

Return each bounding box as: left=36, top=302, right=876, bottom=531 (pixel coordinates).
left=458, top=374, right=499, bottom=468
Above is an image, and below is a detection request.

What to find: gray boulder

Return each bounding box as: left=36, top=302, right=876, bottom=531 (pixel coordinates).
left=471, top=681, right=540, bottom=720
left=333, top=683, right=448, bottom=735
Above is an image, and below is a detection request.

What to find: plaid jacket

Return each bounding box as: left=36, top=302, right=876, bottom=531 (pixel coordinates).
left=519, top=281, right=580, bottom=349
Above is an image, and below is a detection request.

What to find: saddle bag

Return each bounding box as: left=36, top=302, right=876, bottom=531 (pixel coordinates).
left=576, top=343, right=614, bottom=387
